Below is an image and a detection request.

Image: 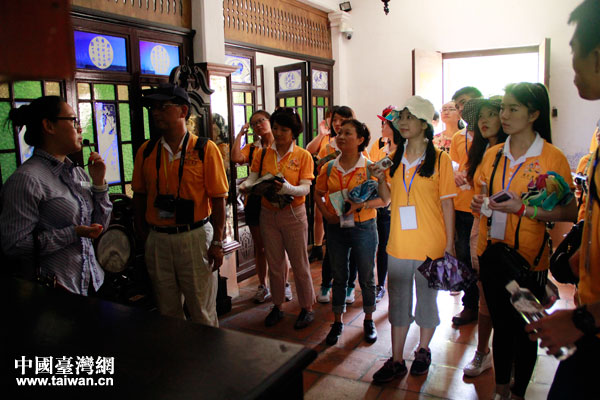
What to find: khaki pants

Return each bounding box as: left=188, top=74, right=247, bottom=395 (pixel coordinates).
left=145, top=223, right=218, bottom=327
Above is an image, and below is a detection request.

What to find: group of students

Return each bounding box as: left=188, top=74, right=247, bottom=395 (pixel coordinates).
left=232, top=80, right=581, bottom=399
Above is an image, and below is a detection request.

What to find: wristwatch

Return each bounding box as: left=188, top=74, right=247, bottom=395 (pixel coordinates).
left=572, top=305, right=600, bottom=336
left=211, top=240, right=223, bottom=248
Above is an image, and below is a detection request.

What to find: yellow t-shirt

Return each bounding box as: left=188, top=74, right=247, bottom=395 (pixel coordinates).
left=474, top=139, right=573, bottom=271
left=132, top=134, right=229, bottom=226
left=450, top=130, right=475, bottom=213
left=386, top=148, right=457, bottom=261
left=578, top=149, right=600, bottom=306
left=315, top=156, right=377, bottom=222
left=369, top=138, right=389, bottom=163
left=576, top=153, right=593, bottom=221
left=250, top=144, right=314, bottom=210
left=240, top=142, right=263, bottom=165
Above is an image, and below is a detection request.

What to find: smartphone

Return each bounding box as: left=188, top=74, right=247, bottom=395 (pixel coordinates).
left=375, top=157, right=393, bottom=170
left=490, top=190, right=512, bottom=203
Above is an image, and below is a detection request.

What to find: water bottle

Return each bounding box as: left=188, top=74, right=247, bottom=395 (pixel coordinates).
left=505, top=280, right=576, bottom=360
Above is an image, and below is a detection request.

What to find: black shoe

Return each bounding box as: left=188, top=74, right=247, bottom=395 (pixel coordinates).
left=452, top=308, right=478, bottom=326
left=294, top=309, right=314, bottom=329
left=325, top=322, right=344, bottom=345
left=409, top=348, right=432, bottom=375
left=265, top=306, right=283, bottom=327
left=372, top=358, right=407, bottom=384
left=375, top=285, right=386, bottom=303
left=363, top=319, right=377, bottom=343
left=309, top=245, right=323, bottom=262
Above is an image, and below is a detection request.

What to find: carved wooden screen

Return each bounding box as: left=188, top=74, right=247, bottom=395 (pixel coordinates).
left=223, top=0, right=332, bottom=60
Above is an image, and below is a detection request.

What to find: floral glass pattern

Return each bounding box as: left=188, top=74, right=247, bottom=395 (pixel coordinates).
left=312, top=70, right=328, bottom=90
left=74, top=31, right=127, bottom=72
left=139, top=41, right=180, bottom=76
left=278, top=70, right=302, bottom=92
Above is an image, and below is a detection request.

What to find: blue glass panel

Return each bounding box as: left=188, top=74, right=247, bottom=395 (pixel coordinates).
left=74, top=31, right=127, bottom=72
left=95, top=102, right=121, bottom=185
left=14, top=101, right=34, bottom=163
left=225, top=55, right=252, bottom=84
left=139, top=41, right=180, bottom=76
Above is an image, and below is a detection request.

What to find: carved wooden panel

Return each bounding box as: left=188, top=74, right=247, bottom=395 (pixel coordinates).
left=72, top=0, right=191, bottom=28
left=224, top=0, right=332, bottom=60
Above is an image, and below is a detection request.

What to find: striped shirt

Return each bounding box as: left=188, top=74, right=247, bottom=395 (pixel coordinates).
left=0, top=149, right=112, bottom=295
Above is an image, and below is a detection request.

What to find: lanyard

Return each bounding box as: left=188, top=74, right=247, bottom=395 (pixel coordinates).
left=402, top=162, right=421, bottom=205
left=155, top=132, right=189, bottom=199
left=501, top=156, right=523, bottom=191
left=336, top=168, right=359, bottom=191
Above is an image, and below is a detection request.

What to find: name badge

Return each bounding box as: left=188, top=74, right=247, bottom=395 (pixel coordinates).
left=490, top=211, right=507, bottom=240
left=80, top=181, right=92, bottom=189
left=340, top=213, right=355, bottom=228
left=158, top=210, right=175, bottom=219
left=399, top=205, right=418, bottom=230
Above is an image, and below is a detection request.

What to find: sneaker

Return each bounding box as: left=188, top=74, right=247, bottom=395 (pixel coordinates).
left=345, top=287, right=355, bottom=304
left=409, top=348, right=432, bottom=375
left=309, top=245, right=323, bottom=262
left=450, top=291, right=461, bottom=296
left=375, top=285, right=386, bottom=303
left=294, top=309, right=314, bottom=329
left=325, top=322, right=344, bottom=345
left=317, top=286, right=331, bottom=303
left=253, top=284, right=271, bottom=303
left=372, top=358, right=408, bottom=384
left=265, top=306, right=284, bottom=327
left=463, top=350, right=492, bottom=377
left=363, top=319, right=378, bottom=343
left=285, top=283, right=293, bottom=301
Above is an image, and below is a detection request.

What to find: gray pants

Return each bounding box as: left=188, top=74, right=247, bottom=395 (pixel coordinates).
left=387, top=256, right=440, bottom=329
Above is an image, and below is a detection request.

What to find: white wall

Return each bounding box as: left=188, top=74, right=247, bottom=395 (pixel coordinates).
left=255, top=53, right=303, bottom=113
left=338, top=0, right=599, bottom=166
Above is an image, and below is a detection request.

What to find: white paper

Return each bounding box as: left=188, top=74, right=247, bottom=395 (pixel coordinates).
left=490, top=211, right=507, bottom=240
left=399, top=205, right=418, bottom=230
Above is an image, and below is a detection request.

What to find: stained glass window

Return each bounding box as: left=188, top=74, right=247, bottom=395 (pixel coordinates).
left=225, top=55, right=252, bottom=84
left=278, top=70, right=302, bottom=91
left=94, top=102, right=121, bottom=185
left=74, top=31, right=127, bottom=72
left=139, top=40, right=180, bottom=76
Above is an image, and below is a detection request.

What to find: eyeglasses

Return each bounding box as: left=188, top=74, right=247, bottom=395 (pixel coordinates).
left=441, top=107, right=457, bottom=112
left=250, top=117, right=268, bottom=127
left=55, top=116, right=81, bottom=129
left=147, top=103, right=181, bottom=111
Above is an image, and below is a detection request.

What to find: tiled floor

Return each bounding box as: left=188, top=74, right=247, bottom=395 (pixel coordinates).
left=219, top=258, right=574, bottom=400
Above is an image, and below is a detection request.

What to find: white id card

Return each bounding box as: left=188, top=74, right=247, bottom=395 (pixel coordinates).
left=399, top=206, right=418, bottom=230
left=340, top=213, right=355, bottom=228
left=490, top=211, right=507, bottom=240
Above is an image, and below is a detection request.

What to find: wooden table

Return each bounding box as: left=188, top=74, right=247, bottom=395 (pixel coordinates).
left=3, top=278, right=316, bottom=399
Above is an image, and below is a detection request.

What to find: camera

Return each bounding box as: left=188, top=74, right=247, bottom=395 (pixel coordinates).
left=574, top=173, right=587, bottom=186
left=154, top=194, right=176, bottom=212
left=375, top=157, right=393, bottom=170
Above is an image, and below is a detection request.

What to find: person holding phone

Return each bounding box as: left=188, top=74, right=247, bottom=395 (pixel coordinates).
left=471, top=83, right=577, bottom=400
left=372, top=96, right=457, bottom=383
left=315, top=119, right=390, bottom=345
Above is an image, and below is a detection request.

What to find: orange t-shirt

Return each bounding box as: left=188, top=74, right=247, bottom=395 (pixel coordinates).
left=576, top=152, right=593, bottom=221
left=474, top=139, right=573, bottom=271
left=578, top=149, right=600, bottom=306
left=450, top=130, right=475, bottom=213
left=250, top=144, right=314, bottom=210
left=369, top=138, right=390, bottom=163
left=386, top=148, right=457, bottom=261
left=315, top=156, right=377, bottom=222
left=132, top=134, right=229, bottom=226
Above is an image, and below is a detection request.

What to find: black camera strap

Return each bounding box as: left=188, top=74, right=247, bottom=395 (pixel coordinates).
left=155, top=132, right=190, bottom=200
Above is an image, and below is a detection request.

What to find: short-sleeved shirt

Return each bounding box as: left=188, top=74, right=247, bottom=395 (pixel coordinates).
left=576, top=152, right=593, bottom=221
left=578, top=148, right=600, bottom=307
left=386, top=147, right=457, bottom=261
left=315, top=154, right=377, bottom=222
left=433, top=129, right=458, bottom=153
left=369, top=138, right=390, bottom=163
left=450, top=130, right=475, bottom=212
left=317, top=135, right=334, bottom=158
left=132, top=133, right=229, bottom=226
left=474, top=135, right=573, bottom=271
left=250, top=143, right=314, bottom=210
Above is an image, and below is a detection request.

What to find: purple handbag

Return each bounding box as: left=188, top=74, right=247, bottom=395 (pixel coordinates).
left=417, top=252, right=478, bottom=291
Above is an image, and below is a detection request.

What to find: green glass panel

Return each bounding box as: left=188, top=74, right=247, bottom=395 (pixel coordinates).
left=297, top=133, right=303, bottom=148
left=78, top=103, right=94, bottom=143
left=285, top=97, right=295, bottom=107
left=233, top=92, right=244, bottom=104
left=247, top=135, right=254, bottom=144
left=119, top=103, right=131, bottom=141
left=317, top=97, right=324, bottom=106
left=237, top=166, right=248, bottom=179
left=297, top=107, right=303, bottom=121
left=312, top=107, right=317, bottom=130
left=0, top=103, right=14, bottom=150
left=83, top=146, right=92, bottom=165
left=14, top=81, right=42, bottom=99
left=0, top=153, right=17, bottom=183
left=122, top=143, right=134, bottom=181
left=246, top=106, right=253, bottom=122
left=109, top=185, right=123, bottom=194
left=143, top=108, right=150, bottom=140
left=93, top=84, right=115, bottom=101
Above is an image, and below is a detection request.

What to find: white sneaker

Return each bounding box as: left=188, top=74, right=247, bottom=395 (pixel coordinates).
left=463, top=350, right=492, bottom=377
left=254, top=284, right=271, bottom=303
left=345, top=287, right=355, bottom=304
left=317, top=287, right=331, bottom=303
left=285, top=283, right=293, bottom=301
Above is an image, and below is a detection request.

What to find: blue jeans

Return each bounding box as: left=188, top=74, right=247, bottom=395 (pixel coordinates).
left=327, top=219, right=378, bottom=314
left=321, top=218, right=358, bottom=289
